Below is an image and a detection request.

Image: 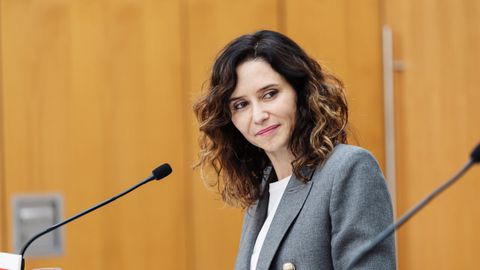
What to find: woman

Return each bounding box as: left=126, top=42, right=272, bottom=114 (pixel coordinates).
left=193, top=30, right=395, bottom=270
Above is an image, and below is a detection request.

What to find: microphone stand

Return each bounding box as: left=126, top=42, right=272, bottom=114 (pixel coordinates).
left=346, top=144, right=480, bottom=269
left=20, top=163, right=172, bottom=270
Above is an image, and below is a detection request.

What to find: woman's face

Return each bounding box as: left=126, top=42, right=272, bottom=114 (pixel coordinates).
left=229, top=59, right=297, bottom=158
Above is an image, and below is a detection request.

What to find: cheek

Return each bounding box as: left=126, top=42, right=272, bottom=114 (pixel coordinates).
left=290, top=106, right=297, bottom=122
left=231, top=114, right=250, bottom=136
left=284, top=103, right=297, bottom=131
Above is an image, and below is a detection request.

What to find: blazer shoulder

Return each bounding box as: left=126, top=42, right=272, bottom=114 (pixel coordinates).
left=319, top=144, right=381, bottom=174
left=329, top=144, right=377, bottom=161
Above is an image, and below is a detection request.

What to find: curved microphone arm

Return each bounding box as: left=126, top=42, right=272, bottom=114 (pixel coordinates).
left=20, top=163, right=172, bottom=270
left=346, top=160, right=475, bottom=269
left=347, top=143, right=480, bottom=269
left=20, top=175, right=155, bottom=256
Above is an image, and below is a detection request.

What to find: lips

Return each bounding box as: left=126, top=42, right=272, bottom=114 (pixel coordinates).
left=256, top=124, right=280, bottom=136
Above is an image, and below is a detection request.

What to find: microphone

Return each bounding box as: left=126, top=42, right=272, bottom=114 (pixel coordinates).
left=19, top=163, right=172, bottom=270
left=346, top=144, right=480, bottom=269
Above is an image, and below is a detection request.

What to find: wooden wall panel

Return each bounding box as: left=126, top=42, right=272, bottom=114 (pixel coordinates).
left=285, top=0, right=386, bottom=167
left=1, top=0, right=388, bottom=269
left=1, top=1, right=186, bottom=269
left=184, top=1, right=280, bottom=269
left=385, top=0, right=480, bottom=269
left=0, top=0, right=4, bottom=251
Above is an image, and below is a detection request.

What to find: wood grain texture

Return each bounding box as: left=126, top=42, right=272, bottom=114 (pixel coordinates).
left=1, top=0, right=186, bottom=269
left=285, top=0, right=386, bottom=168
left=385, top=0, right=480, bottom=268
left=0, top=0, right=4, bottom=251
left=1, top=0, right=387, bottom=269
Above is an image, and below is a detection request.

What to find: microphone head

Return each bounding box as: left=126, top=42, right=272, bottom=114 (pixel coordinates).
left=471, top=143, right=480, bottom=163
left=152, top=163, right=173, bottom=180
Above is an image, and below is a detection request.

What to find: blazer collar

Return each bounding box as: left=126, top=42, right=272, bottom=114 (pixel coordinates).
left=236, top=189, right=269, bottom=269
left=238, top=167, right=315, bottom=269
left=255, top=169, right=314, bottom=269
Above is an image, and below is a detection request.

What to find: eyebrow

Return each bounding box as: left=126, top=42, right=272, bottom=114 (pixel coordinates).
left=228, top=83, right=279, bottom=103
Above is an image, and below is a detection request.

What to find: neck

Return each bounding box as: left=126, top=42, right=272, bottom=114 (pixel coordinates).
left=266, top=149, right=295, bottom=180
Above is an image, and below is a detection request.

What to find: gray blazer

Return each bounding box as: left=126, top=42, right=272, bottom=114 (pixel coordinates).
left=234, top=144, right=396, bottom=270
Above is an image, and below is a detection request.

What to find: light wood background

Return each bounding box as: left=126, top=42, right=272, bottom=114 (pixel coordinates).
left=1, top=1, right=188, bottom=269
left=2, top=0, right=477, bottom=269
left=385, top=0, right=480, bottom=269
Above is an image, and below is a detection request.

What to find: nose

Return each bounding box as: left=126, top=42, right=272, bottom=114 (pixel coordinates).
left=252, top=103, right=268, bottom=124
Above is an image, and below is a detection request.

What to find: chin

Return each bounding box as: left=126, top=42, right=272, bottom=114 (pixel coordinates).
left=262, top=145, right=289, bottom=156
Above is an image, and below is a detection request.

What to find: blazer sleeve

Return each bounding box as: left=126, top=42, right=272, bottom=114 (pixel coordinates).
left=329, top=147, right=396, bottom=269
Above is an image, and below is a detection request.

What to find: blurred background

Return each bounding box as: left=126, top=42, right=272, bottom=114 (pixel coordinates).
left=0, top=0, right=478, bottom=269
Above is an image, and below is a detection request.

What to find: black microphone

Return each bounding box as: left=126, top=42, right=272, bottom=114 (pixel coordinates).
left=346, top=144, right=480, bottom=269
left=20, top=163, right=172, bottom=270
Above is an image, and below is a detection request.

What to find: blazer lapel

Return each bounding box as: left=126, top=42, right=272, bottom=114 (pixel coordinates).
left=235, top=186, right=269, bottom=270
left=255, top=171, right=314, bottom=270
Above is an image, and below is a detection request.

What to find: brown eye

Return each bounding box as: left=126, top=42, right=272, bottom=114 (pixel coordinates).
left=263, top=90, right=278, bottom=99
left=233, top=101, right=248, bottom=111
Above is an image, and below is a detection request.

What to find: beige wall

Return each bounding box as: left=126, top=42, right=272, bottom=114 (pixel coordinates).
left=1, top=0, right=384, bottom=269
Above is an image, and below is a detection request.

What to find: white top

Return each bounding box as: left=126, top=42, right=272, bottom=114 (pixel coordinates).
left=250, top=175, right=291, bottom=270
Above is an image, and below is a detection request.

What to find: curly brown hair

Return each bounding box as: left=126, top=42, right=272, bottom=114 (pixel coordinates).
left=193, top=30, right=348, bottom=208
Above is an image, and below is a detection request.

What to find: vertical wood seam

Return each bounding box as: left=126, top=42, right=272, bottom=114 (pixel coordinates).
left=179, top=0, right=194, bottom=269
left=0, top=0, right=6, bottom=252
left=0, top=0, right=7, bottom=252
left=278, top=0, right=286, bottom=33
